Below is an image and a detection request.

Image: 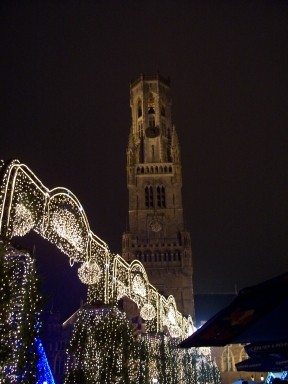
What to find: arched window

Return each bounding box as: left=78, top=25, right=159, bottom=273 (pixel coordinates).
left=148, top=94, right=155, bottom=114
left=157, top=185, right=166, bottom=208
left=145, top=186, right=154, bottom=208
left=148, top=94, right=155, bottom=127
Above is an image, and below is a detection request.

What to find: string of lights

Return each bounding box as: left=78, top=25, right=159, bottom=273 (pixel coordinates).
left=0, top=241, right=41, bottom=382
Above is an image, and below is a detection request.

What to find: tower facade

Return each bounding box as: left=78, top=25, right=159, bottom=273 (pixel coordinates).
left=122, top=73, right=194, bottom=318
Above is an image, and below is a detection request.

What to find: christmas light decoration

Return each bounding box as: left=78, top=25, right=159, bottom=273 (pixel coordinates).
left=0, top=241, right=43, bottom=382
left=132, top=273, right=146, bottom=297
left=50, top=208, right=84, bottom=251
left=0, top=160, right=223, bottom=383
left=0, top=160, right=192, bottom=339
left=36, top=338, right=55, bottom=384
left=140, top=303, right=156, bottom=321
left=64, top=306, right=137, bottom=384
left=12, top=203, right=35, bottom=237
left=78, top=261, right=101, bottom=285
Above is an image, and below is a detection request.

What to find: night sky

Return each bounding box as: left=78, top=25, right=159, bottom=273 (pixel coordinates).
left=1, top=1, right=288, bottom=321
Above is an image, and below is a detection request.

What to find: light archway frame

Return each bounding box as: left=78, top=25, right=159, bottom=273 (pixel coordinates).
left=0, top=159, right=194, bottom=339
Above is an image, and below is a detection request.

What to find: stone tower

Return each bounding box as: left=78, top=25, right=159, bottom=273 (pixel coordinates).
left=122, top=73, right=194, bottom=318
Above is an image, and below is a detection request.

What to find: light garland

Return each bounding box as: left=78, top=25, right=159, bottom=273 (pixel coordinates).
left=132, top=274, right=146, bottom=297
left=116, top=281, right=129, bottom=300
left=140, top=303, right=156, bottom=321
left=50, top=208, right=84, bottom=251
left=64, top=306, right=137, bottom=384
left=0, top=242, right=42, bottom=382
left=169, top=324, right=182, bottom=338
left=12, top=203, right=35, bottom=237
left=78, top=261, right=101, bottom=285
left=0, top=161, right=109, bottom=266
left=167, top=304, right=177, bottom=325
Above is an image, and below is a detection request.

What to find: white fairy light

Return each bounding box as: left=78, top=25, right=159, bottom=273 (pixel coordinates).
left=132, top=274, right=146, bottom=297
left=50, top=209, right=84, bottom=251
left=117, top=282, right=129, bottom=300
left=0, top=243, right=41, bottom=382
left=199, top=347, right=211, bottom=356
left=78, top=261, right=101, bottom=285
left=167, top=305, right=176, bottom=325
left=12, top=203, right=35, bottom=237
left=188, top=322, right=194, bottom=336
left=169, top=324, right=182, bottom=338
left=140, top=303, right=156, bottom=321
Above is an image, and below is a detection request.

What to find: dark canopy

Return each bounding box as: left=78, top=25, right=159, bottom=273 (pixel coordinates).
left=179, top=273, right=288, bottom=348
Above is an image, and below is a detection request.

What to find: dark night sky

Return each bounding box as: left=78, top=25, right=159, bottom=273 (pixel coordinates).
left=1, top=1, right=288, bottom=321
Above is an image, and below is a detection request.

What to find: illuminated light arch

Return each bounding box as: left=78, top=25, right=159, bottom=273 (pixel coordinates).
left=161, top=295, right=184, bottom=338
left=0, top=159, right=194, bottom=339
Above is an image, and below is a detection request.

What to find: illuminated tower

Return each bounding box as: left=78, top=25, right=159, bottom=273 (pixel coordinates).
left=122, top=73, right=194, bottom=318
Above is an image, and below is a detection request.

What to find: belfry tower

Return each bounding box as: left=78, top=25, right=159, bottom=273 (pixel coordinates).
left=122, top=73, right=194, bottom=318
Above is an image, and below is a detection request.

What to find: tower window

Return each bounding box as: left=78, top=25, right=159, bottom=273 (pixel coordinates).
left=145, top=185, right=154, bottom=208
left=157, top=185, right=166, bottom=208
left=137, top=99, right=142, bottom=117
left=148, top=94, right=155, bottom=114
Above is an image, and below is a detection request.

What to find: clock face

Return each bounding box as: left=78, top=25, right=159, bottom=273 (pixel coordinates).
left=145, top=126, right=160, bottom=138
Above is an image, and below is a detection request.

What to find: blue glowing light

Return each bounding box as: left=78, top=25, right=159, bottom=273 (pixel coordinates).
left=36, top=338, right=55, bottom=384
